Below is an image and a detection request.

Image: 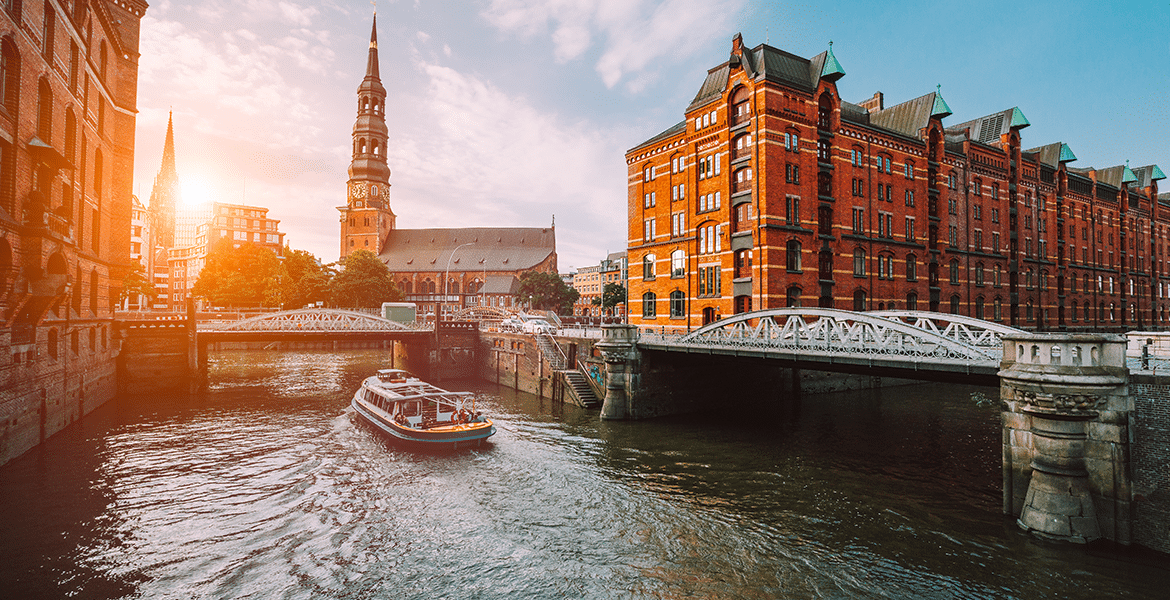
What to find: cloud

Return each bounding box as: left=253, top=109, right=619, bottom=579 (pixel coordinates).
left=481, top=0, right=746, bottom=87
left=383, top=61, right=629, bottom=267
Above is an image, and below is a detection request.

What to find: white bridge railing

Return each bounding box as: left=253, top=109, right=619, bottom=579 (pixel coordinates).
left=199, top=308, right=428, bottom=332
left=639, top=308, right=1025, bottom=365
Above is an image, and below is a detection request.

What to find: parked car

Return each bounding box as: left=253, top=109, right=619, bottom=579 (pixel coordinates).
left=521, top=319, right=557, bottom=335
left=500, top=317, right=525, bottom=332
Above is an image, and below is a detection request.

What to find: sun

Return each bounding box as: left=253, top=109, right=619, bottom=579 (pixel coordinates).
left=181, top=177, right=214, bottom=206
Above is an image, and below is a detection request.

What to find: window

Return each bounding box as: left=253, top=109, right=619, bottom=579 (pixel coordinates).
left=669, top=291, right=685, bottom=318
left=670, top=249, right=685, bottom=278
left=904, top=161, right=913, bottom=179
left=735, top=249, right=753, bottom=279
left=853, top=289, right=867, bottom=311
left=785, top=131, right=799, bottom=152
left=37, top=78, right=52, bottom=139
left=906, top=217, right=916, bottom=242
left=878, top=212, right=893, bottom=238
left=906, top=254, right=917, bottom=281
left=948, top=225, right=957, bottom=247
left=950, top=295, right=961, bottom=315
left=817, top=138, right=831, bottom=162
left=992, top=232, right=1000, bottom=253
left=878, top=255, right=894, bottom=280
left=734, top=295, right=752, bottom=314
left=905, top=190, right=914, bottom=207
left=786, top=163, right=800, bottom=184
left=642, top=292, right=657, bottom=318
left=949, top=259, right=959, bottom=285
left=974, top=229, right=982, bottom=250
left=948, top=197, right=957, bottom=215
left=643, top=219, right=656, bottom=241
left=785, top=196, right=800, bottom=225
left=853, top=249, right=866, bottom=277
left=787, top=286, right=802, bottom=307
left=671, top=212, right=686, bottom=237
left=991, top=208, right=999, bottom=224
left=642, top=254, right=655, bottom=280
left=698, top=265, right=721, bottom=297
left=852, top=208, right=864, bottom=234
left=1, top=38, right=19, bottom=115
left=786, top=239, right=801, bottom=272
left=975, top=263, right=985, bottom=286
left=907, top=292, right=918, bottom=311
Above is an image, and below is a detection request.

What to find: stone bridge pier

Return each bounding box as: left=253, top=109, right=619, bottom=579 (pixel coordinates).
left=1000, top=333, right=1132, bottom=544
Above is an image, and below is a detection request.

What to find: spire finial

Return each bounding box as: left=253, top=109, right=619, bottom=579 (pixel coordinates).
left=370, top=0, right=376, bottom=14
left=937, top=83, right=941, bottom=94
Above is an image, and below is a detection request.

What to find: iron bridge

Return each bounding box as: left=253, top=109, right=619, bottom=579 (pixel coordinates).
left=200, top=308, right=426, bottom=332
left=637, top=308, right=1025, bottom=382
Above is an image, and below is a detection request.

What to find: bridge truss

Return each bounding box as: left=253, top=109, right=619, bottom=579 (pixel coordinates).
left=203, top=308, right=421, bottom=332
left=644, top=308, right=1024, bottom=366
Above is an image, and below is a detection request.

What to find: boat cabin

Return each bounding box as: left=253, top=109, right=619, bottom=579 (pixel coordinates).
left=377, top=369, right=415, bottom=383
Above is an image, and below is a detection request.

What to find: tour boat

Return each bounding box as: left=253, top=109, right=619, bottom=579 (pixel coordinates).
left=350, top=369, right=495, bottom=449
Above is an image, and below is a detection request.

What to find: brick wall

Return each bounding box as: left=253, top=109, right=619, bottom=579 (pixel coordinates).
left=1130, top=378, right=1170, bottom=554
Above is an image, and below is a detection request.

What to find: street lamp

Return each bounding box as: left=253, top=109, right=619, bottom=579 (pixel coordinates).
left=443, top=241, right=475, bottom=321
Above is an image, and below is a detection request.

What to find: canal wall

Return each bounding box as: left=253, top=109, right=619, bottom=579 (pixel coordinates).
left=1129, top=374, right=1170, bottom=555
left=0, top=319, right=119, bottom=467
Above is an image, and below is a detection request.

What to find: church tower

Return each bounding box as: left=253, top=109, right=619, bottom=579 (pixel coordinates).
left=339, top=14, right=395, bottom=259
left=149, top=111, right=180, bottom=250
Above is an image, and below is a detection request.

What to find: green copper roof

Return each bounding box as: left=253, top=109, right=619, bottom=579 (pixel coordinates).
left=1059, top=143, right=1077, bottom=163
left=1152, top=165, right=1167, bottom=181
left=930, top=84, right=952, bottom=119
left=1009, top=107, right=1030, bottom=129
left=821, top=41, right=845, bottom=82
left=1122, top=161, right=1138, bottom=185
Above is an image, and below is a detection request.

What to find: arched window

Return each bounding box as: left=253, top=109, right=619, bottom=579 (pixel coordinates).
left=975, top=296, right=985, bottom=320
left=950, top=294, right=960, bottom=314
left=449, top=280, right=460, bottom=294
left=853, top=289, right=867, bottom=311
left=401, top=279, right=412, bottom=294
left=975, top=262, right=985, bottom=286
left=735, top=249, right=752, bottom=278
left=357, top=138, right=366, bottom=154
left=372, top=140, right=380, bottom=156
left=994, top=264, right=1002, bottom=287
left=65, top=110, right=76, bottom=161
left=786, top=286, right=801, bottom=307
left=734, top=294, right=752, bottom=314
left=817, top=91, right=834, bottom=131
left=732, top=133, right=752, bottom=161
left=669, top=290, right=685, bottom=317
left=1, top=37, right=19, bottom=113
left=817, top=138, right=830, bottom=162
left=1026, top=300, right=1034, bottom=321
left=906, top=292, right=918, bottom=311
left=730, top=86, right=750, bottom=125
left=1071, top=300, right=1078, bottom=322
left=93, top=148, right=103, bottom=196
left=786, top=239, right=801, bottom=272
left=853, top=248, right=866, bottom=277
left=670, top=249, right=685, bottom=278
left=37, top=78, right=52, bottom=139
left=949, top=259, right=959, bottom=285
left=642, top=292, right=657, bottom=318
left=642, top=253, right=655, bottom=280
left=425, top=279, right=436, bottom=294
left=99, top=40, right=107, bottom=79
left=994, top=297, right=1003, bottom=321
left=89, top=269, right=98, bottom=315
left=906, top=254, right=917, bottom=281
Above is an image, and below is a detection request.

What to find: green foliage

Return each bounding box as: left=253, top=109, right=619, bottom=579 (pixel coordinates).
left=329, top=249, right=403, bottom=308
left=119, top=260, right=156, bottom=304
left=271, top=247, right=335, bottom=309
left=192, top=239, right=282, bottom=307
left=600, top=283, right=626, bottom=313
left=516, top=271, right=579, bottom=314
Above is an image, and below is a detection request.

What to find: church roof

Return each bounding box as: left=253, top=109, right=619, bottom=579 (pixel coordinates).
left=379, top=227, right=556, bottom=274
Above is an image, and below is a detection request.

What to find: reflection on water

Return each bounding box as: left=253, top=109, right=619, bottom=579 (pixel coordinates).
left=0, top=349, right=1166, bottom=599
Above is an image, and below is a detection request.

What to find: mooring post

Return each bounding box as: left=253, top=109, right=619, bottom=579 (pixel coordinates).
left=999, top=333, right=1131, bottom=544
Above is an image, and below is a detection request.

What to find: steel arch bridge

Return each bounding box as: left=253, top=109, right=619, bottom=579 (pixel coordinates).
left=202, top=308, right=421, bottom=332
left=638, top=308, right=1025, bottom=381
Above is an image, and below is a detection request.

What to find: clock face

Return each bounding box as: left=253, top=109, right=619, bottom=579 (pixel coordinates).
left=350, top=183, right=368, bottom=198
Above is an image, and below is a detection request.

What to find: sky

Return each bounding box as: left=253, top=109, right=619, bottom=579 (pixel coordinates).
left=132, top=0, right=1170, bottom=273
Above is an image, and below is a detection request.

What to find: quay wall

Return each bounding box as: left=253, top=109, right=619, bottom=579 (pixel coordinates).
left=0, top=320, right=119, bottom=467
left=1129, top=374, right=1170, bottom=555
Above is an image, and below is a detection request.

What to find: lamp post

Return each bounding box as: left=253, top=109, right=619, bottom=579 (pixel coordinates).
left=442, top=242, right=475, bottom=322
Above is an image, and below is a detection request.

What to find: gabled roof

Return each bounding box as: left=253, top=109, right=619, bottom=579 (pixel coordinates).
left=1132, top=165, right=1166, bottom=188
left=869, top=91, right=944, bottom=138
left=628, top=121, right=686, bottom=154
left=481, top=275, right=520, bottom=295
left=947, top=107, right=1029, bottom=146
left=1095, top=165, right=1130, bottom=188
left=379, top=227, right=556, bottom=274
left=1027, top=142, right=1077, bottom=168
left=687, top=40, right=833, bottom=113
left=930, top=85, right=952, bottom=119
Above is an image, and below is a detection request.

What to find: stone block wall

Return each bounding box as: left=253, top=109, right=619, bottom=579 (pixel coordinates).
left=1129, top=377, right=1170, bottom=555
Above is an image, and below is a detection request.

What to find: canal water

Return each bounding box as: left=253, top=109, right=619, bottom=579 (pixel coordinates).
left=1, top=350, right=1167, bottom=599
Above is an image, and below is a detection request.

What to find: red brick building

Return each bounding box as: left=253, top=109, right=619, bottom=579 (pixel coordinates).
left=1, top=0, right=147, bottom=465
left=627, top=34, right=1166, bottom=333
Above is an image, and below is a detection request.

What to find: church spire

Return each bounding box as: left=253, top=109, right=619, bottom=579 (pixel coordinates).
left=365, top=14, right=380, bottom=80
left=149, top=110, right=180, bottom=249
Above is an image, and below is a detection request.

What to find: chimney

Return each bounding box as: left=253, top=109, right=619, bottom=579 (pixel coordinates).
left=858, top=91, right=884, bottom=112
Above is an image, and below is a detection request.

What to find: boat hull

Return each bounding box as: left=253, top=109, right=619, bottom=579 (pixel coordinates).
left=351, top=398, right=495, bottom=449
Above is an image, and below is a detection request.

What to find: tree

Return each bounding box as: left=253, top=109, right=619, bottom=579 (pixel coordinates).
left=192, top=239, right=282, bottom=307
left=516, top=271, right=579, bottom=314
left=329, top=249, right=402, bottom=308
left=119, top=260, right=156, bottom=306
left=600, top=282, right=626, bottom=314
left=272, top=248, right=334, bottom=309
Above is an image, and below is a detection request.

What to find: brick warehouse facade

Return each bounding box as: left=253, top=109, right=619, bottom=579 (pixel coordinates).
left=627, top=34, right=1166, bottom=333
left=0, top=0, right=146, bottom=466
